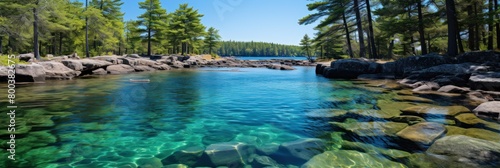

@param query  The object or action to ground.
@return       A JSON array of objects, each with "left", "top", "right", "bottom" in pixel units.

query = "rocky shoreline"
[
  {"left": 0, "top": 54, "right": 315, "bottom": 83},
  {"left": 317, "top": 51, "right": 500, "bottom": 122}
]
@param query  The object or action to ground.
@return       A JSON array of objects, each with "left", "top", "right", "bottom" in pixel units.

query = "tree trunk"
[
  {"left": 410, "top": 36, "right": 416, "bottom": 55},
  {"left": 34, "top": 0, "right": 40, "bottom": 60},
  {"left": 388, "top": 36, "right": 395, "bottom": 58},
  {"left": 417, "top": 0, "right": 428, "bottom": 54},
  {"left": 342, "top": 9, "right": 353, "bottom": 58},
  {"left": 147, "top": 28, "right": 152, "bottom": 56},
  {"left": 488, "top": 0, "right": 494, "bottom": 50},
  {"left": 366, "top": 0, "right": 377, "bottom": 59},
  {"left": 0, "top": 36, "right": 3, "bottom": 54},
  {"left": 475, "top": 4, "right": 481, "bottom": 50},
  {"left": 367, "top": 27, "right": 372, "bottom": 58},
  {"left": 428, "top": 34, "right": 432, "bottom": 52},
  {"left": 457, "top": 29, "right": 465, "bottom": 53},
  {"left": 467, "top": 5, "right": 476, "bottom": 51},
  {"left": 59, "top": 33, "right": 63, "bottom": 55},
  {"left": 85, "top": 0, "right": 90, "bottom": 57},
  {"left": 483, "top": 31, "right": 487, "bottom": 46},
  {"left": 51, "top": 33, "right": 56, "bottom": 54},
  {"left": 446, "top": 0, "right": 458, "bottom": 57},
  {"left": 495, "top": 0, "right": 500, "bottom": 49},
  {"left": 353, "top": 0, "right": 365, "bottom": 58}
]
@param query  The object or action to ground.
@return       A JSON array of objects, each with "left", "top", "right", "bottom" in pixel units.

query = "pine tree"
[
  {"left": 168, "top": 4, "right": 205, "bottom": 55},
  {"left": 204, "top": 27, "right": 221, "bottom": 56},
  {"left": 300, "top": 34, "right": 313, "bottom": 62},
  {"left": 137, "top": 0, "right": 168, "bottom": 56}
]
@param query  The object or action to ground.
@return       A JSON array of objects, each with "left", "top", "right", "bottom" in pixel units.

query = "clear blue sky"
[{"left": 116, "top": 0, "right": 317, "bottom": 46}]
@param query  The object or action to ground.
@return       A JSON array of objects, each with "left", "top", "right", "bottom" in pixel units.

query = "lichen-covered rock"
[
  {"left": 15, "top": 64, "right": 46, "bottom": 82},
  {"left": 302, "top": 150, "right": 407, "bottom": 168},
  {"left": 396, "top": 122, "right": 446, "bottom": 147},
  {"left": 427, "top": 135, "right": 500, "bottom": 167},
  {"left": 393, "top": 96, "right": 434, "bottom": 104}
]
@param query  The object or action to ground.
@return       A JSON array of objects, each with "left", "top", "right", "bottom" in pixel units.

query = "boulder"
[
  {"left": 61, "top": 60, "right": 83, "bottom": 71},
  {"left": 134, "top": 65, "right": 156, "bottom": 72},
  {"left": 93, "top": 56, "right": 124, "bottom": 64},
  {"left": 457, "top": 50, "right": 500, "bottom": 63},
  {"left": 331, "top": 121, "right": 408, "bottom": 138},
  {"left": 15, "top": 64, "right": 46, "bottom": 82},
  {"left": 273, "top": 138, "right": 325, "bottom": 165},
  {"left": 69, "top": 52, "right": 80, "bottom": 59},
  {"left": 473, "top": 101, "right": 500, "bottom": 121},
  {"left": 401, "top": 105, "right": 471, "bottom": 118},
  {"left": 267, "top": 64, "right": 295, "bottom": 70},
  {"left": 17, "top": 53, "right": 34, "bottom": 62},
  {"left": 106, "top": 64, "right": 135, "bottom": 74},
  {"left": 396, "top": 122, "right": 446, "bottom": 148},
  {"left": 325, "top": 59, "right": 379, "bottom": 79},
  {"left": 120, "top": 58, "right": 138, "bottom": 66},
  {"left": 394, "top": 54, "right": 449, "bottom": 78},
  {"left": 469, "top": 72, "right": 500, "bottom": 91},
  {"left": 302, "top": 150, "right": 406, "bottom": 168},
  {"left": 149, "top": 64, "right": 172, "bottom": 70},
  {"left": 92, "top": 68, "right": 108, "bottom": 75},
  {"left": 454, "top": 113, "right": 484, "bottom": 126},
  {"left": 136, "top": 58, "right": 159, "bottom": 66},
  {"left": 203, "top": 142, "right": 255, "bottom": 167},
  {"left": 315, "top": 64, "right": 328, "bottom": 74},
  {"left": 390, "top": 115, "right": 426, "bottom": 125},
  {"left": 168, "top": 61, "right": 186, "bottom": 69},
  {"left": 408, "top": 63, "right": 472, "bottom": 79},
  {"left": 381, "top": 62, "right": 396, "bottom": 73},
  {"left": 437, "top": 85, "right": 470, "bottom": 93},
  {"left": 427, "top": 135, "right": 500, "bottom": 166},
  {"left": 0, "top": 66, "right": 9, "bottom": 82},
  {"left": 38, "top": 62, "right": 81, "bottom": 80},
  {"left": 78, "top": 59, "right": 112, "bottom": 71},
  {"left": 393, "top": 95, "right": 434, "bottom": 104},
  {"left": 250, "top": 156, "right": 281, "bottom": 168},
  {"left": 126, "top": 54, "right": 141, "bottom": 58}
]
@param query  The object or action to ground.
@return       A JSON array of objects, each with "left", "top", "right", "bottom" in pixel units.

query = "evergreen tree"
[
  {"left": 204, "top": 27, "right": 221, "bottom": 56},
  {"left": 137, "top": 0, "right": 168, "bottom": 56},
  {"left": 168, "top": 4, "right": 205, "bottom": 55},
  {"left": 300, "top": 34, "right": 313, "bottom": 61}
]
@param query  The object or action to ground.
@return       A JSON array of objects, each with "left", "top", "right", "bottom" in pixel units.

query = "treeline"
[
  {"left": 217, "top": 41, "right": 303, "bottom": 56},
  {"left": 0, "top": 0, "right": 222, "bottom": 59},
  {"left": 300, "top": 0, "right": 500, "bottom": 59}
]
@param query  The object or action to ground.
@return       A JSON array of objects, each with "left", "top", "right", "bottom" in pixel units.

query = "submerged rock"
[
  {"left": 162, "top": 146, "right": 205, "bottom": 167},
  {"left": 427, "top": 135, "right": 500, "bottom": 167},
  {"left": 390, "top": 115, "right": 426, "bottom": 125},
  {"left": 203, "top": 142, "right": 255, "bottom": 167},
  {"left": 396, "top": 122, "right": 446, "bottom": 148},
  {"left": 445, "top": 126, "right": 500, "bottom": 142},
  {"left": 331, "top": 121, "right": 408, "bottom": 138},
  {"left": 251, "top": 156, "right": 282, "bottom": 168},
  {"left": 341, "top": 141, "right": 411, "bottom": 160},
  {"left": 273, "top": 138, "right": 326, "bottom": 165},
  {"left": 401, "top": 106, "right": 471, "bottom": 118},
  {"left": 136, "top": 157, "right": 163, "bottom": 168},
  {"left": 302, "top": 150, "right": 407, "bottom": 168},
  {"left": 393, "top": 96, "right": 434, "bottom": 104}
]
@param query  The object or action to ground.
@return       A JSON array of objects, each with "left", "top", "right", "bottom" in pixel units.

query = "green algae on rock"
[
  {"left": 401, "top": 105, "right": 471, "bottom": 118},
  {"left": 393, "top": 96, "right": 435, "bottom": 104},
  {"left": 331, "top": 120, "right": 408, "bottom": 138},
  {"left": 396, "top": 122, "right": 446, "bottom": 147},
  {"left": 302, "top": 150, "right": 408, "bottom": 168}
]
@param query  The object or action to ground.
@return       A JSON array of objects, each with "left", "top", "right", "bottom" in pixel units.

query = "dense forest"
[
  {"left": 300, "top": 0, "right": 500, "bottom": 59},
  {"left": 217, "top": 41, "right": 303, "bottom": 57},
  {"left": 0, "top": 0, "right": 224, "bottom": 59}
]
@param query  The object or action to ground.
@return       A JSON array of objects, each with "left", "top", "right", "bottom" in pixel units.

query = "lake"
[
  {"left": 234, "top": 56, "right": 312, "bottom": 61},
  {"left": 1, "top": 66, "right": 499, "bottom": 167}
]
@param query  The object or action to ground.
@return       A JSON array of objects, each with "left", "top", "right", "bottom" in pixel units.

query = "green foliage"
[
  {"left": 167, "top": 3, "right": 206, "bottom": 55},
  {"left": 300, "top": 34, "right": 313, "bottom": 61},
  {"left": 137, "top": 0, "right": 168, "bottom": 55},
  {"left": 204, "top": 27, "right": 221, "bottom": 54},
  {"left": 217, "top": 41, "right": 303, "bottom": 56},
  {"left": 0, "top": 55, "right": 27, "bottom": 66}
]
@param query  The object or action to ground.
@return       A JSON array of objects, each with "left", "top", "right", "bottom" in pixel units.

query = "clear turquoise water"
[{"left": 1, "top": 67, "right": 498, "bottom": 167}]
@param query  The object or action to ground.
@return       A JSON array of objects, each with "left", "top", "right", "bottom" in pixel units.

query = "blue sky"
[{"left": 116, "top": 0, "right": 318, "bottom": 45}]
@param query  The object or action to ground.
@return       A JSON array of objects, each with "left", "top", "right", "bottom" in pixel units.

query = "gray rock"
[
  {"left": 473, "top": 101, "right": 500, "bottom": 121},
  {"left": 17, "top": 53, "right": 34, "bottom": 62},
  {"left": 457, "top": 50, "right": 500, "bottom": 63},
  {"left": 315, "top": 64, "right": 328, "bottom": 74},
  {"left": 427, "top": 135, "right": 500, "bottom": 166},
  {"left": 93, "top": 56, "right": 124, "bottom": 64},
  {"left": 136, "top": 157, "right": 163, "bottom": 168},
  {"left": 469, "top": 72, "right": 500, "bottom": 91},
  {"left": 61, "top": 60, "right": 83, "bottom": 71},
  {"left": 273, "top": 138, "right": 326, "bottom": 165},
  {"left": 412, "top": 82, "right": 440, "bottom": 92},
  {"left": 437, "top": 85, "right": 470, "bottom": 93},
  {"left": 0, "top": 66, "right": 9, "bottom": 82},
  {"left": 410, "top": 63, "right": 473, "bottom": 79},
  {"left": 126, "top": 54, "right": 141, "bottom": 58},
  {"left": 134, "top": 65, "right": 156, "bottom": 72},
  {"left": 120, "top": 58, "right": 138, "bottom": 66},
  {"left": 79, "top": 59, "right": 113, "bottom": 71},
  {"left": 168, "top": 61, "right": 186, "bottom": 69},
  {"left": 149, "top": 64, "right": 172, "bottom": 70},
  {"left": 325, "top": 59, "right": 379, "bottom": 79},
  {"left": 15, "top": 64, "right": 46, "bottom": 82},
  {"left": 268, "top": 64, "right": 295, "bottom": 70},
  {"left": 396, "top": 122, "right": 446, "bottom": 148},
  {"left": 136, "top": 58, "right": 159, "bottom": 66},
  {"left": 38, "top": 62, "right": 81, "bottom": 80},
  {"left": 394, "top": 54, "right": 450, "bottom": 78},
  {"left": 204, "top": 142, "right": 256, "bottom": 167},
  {"left": 92, "top": 68, "right": 107, "bottom": 75},
  {"left": 106, "top": 64, "right": 135, "bottom": 74},
  {"left": 381, "top": 62, "right": 396, "bottom": 73}
]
